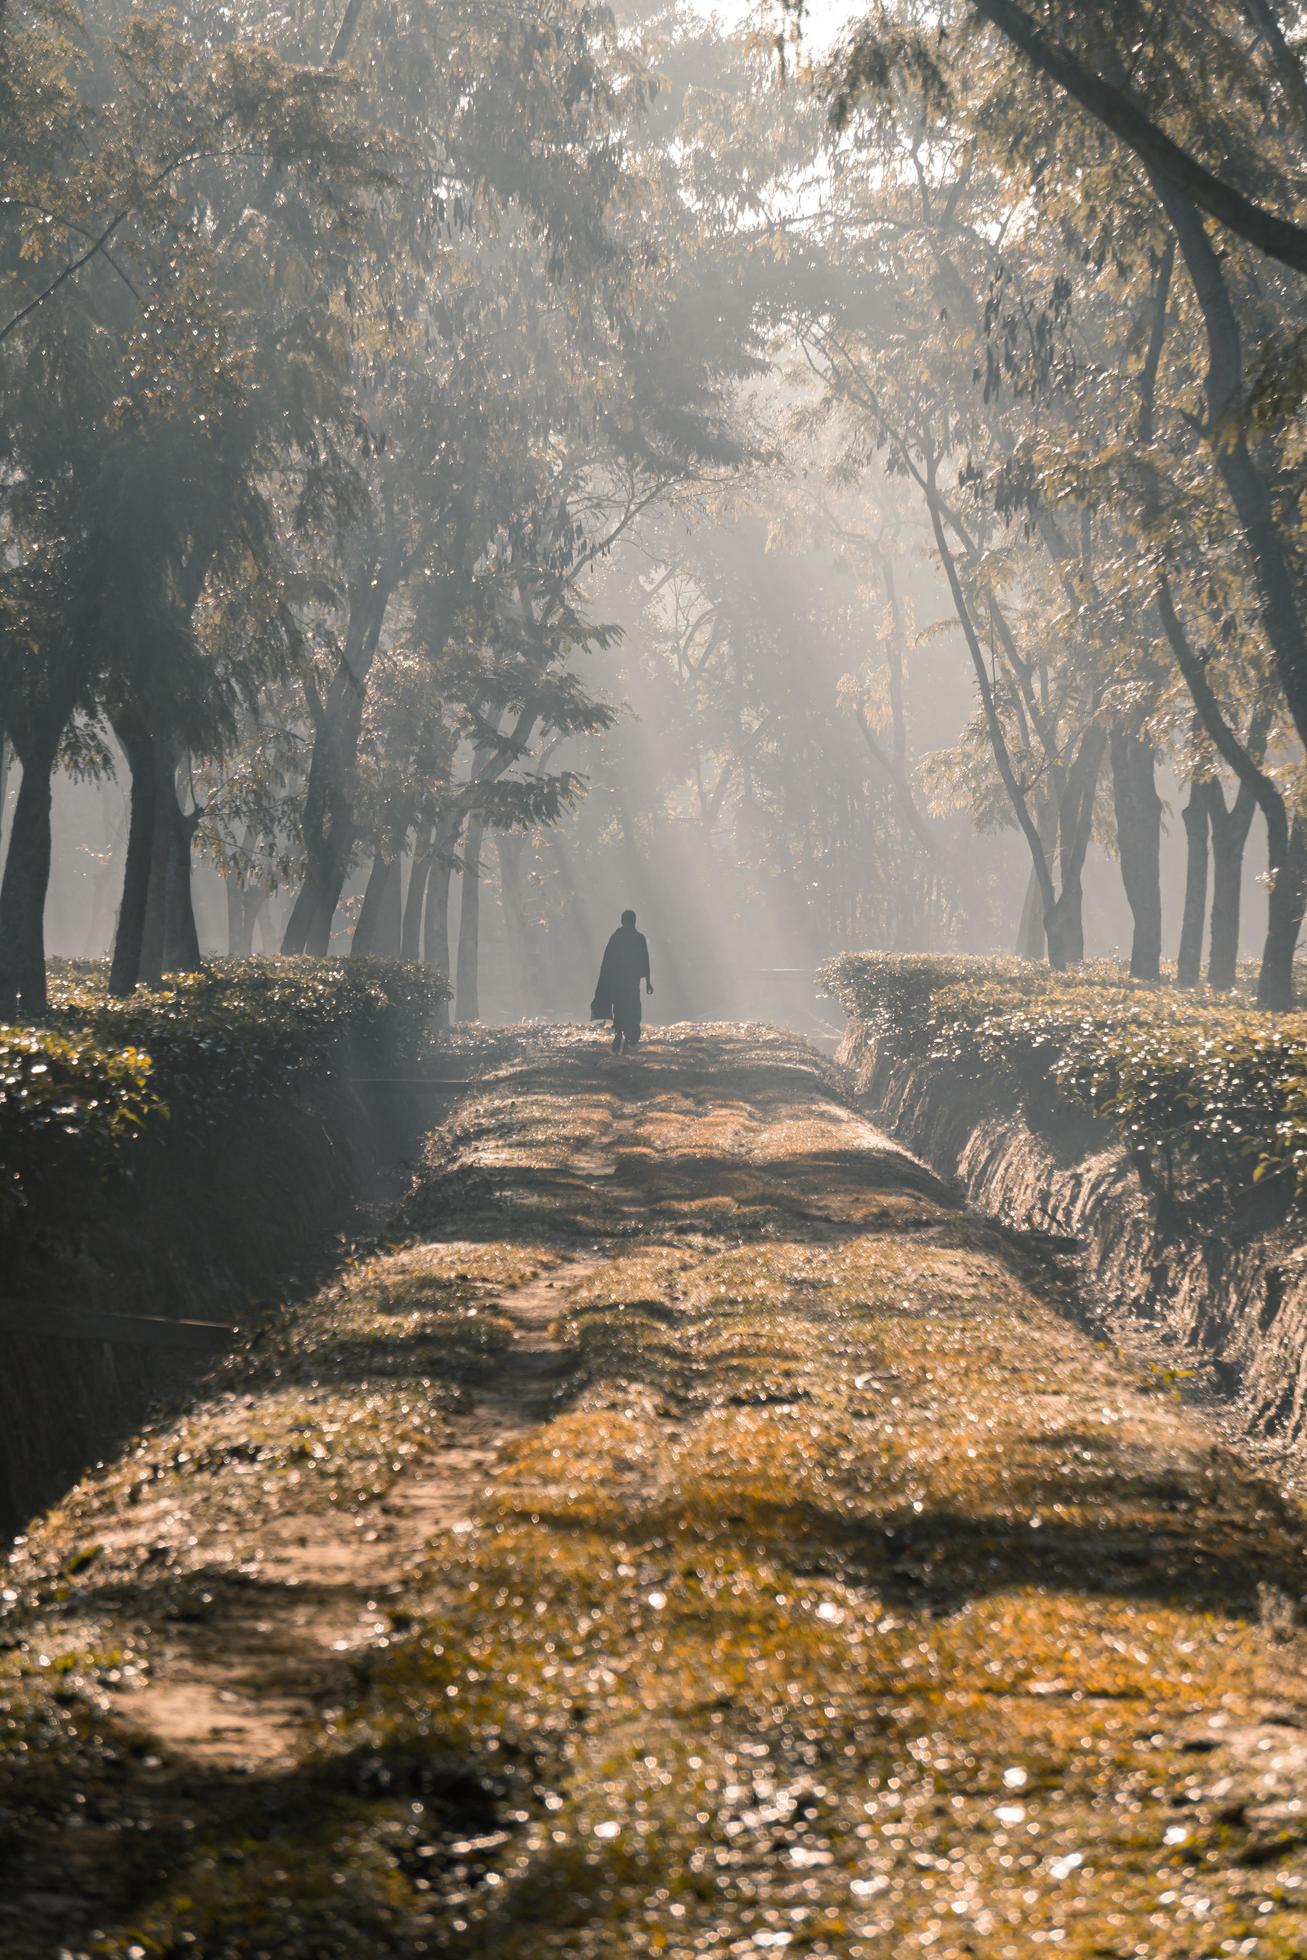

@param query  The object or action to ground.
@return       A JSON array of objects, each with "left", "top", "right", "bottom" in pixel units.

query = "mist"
[{"left": 3, "top": 0, "right": 1289, "bottom": 1020}]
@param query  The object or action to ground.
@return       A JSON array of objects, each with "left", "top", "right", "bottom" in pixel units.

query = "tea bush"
[
  {"left": 1, "top": 959, "right": 449, "bottom": 1242},
  {"left": 821, "top": 952, "right": 1307, "bottom": 1205}
]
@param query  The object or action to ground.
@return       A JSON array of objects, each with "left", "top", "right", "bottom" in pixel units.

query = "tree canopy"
[{"left": 5, "top": 0, "right": 1307, "bottom": 1010}]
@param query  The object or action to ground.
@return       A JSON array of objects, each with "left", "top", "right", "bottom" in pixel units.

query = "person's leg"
[{"left": 614, "top": 992, "right": 637, "bottom": 1054}]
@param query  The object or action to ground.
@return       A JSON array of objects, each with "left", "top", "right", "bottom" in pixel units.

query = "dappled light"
[
  {"left": 8, "top": 0, "right": 1307, "bottom": 1952},
  {"left": 4, "top": 1029, "right": 1307, "bottom": 1956}
]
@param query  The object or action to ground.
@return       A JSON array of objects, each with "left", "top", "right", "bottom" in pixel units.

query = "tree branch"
[{"left": 971, "top": 0, "right": 1307, "bottom": 275}]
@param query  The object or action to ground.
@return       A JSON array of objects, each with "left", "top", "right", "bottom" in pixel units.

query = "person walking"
[{"left": 591, "top": 908, "right": 653, "bottom": 1054}]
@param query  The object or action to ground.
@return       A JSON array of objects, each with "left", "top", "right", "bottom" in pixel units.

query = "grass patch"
[{"left": 3, "top": 1027, "right": 1307, "bottom": 1957}]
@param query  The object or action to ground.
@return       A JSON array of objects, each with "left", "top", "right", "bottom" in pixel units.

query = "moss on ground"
[{"left": 3, "top": 1026, "right": 1307, "bottom": 1957}]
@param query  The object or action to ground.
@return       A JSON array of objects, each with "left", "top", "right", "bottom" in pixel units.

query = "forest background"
[{"left": 5, "top": 0, "right": 1307, "bottom": 1030}]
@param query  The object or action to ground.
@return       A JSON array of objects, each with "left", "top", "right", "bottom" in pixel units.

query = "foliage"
[
  {"left": 0, "top": 957, "right": 447, "bottom": 1245},
  {"left": 822, "top": 951, "right": 1307, "bottom": 1205},
  {"left": 807, "top": 0, "right": 1307, "bottom": 995},
  {"left": 0, "top": 1024, "right": 158, "bottom": 1236},
  {"left": 48, "top": 957, "right": 447, "bottom": 1105}
]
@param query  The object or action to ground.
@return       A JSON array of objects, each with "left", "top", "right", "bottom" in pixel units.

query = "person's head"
[{"left": 620, "top": 909, "right": 637, "bottom": 928}]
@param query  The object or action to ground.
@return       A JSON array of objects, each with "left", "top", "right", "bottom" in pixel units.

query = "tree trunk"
[
  {"left": 351, "top": 850, "right": 396, "bottom": 958},
  {"left": 1015, "top": 865, "right": 1043, "bottom": 961},
  {"left": 1015, "top": 796, "right": 1057, "bottom": 959},
  {"left": 0, "top": 730, "right": 60, "bottom": 1016},
  {"left": 282, "top": 767, "right": 357, "bottom": 956},
  {"left": 1206, "top": 781, "right": 1257, "bottom": 990},
  {"left": 137, "top": 742, "right": 193, "bottom": 987},
  {"left": 138, "top": 791, "right": 169, "bottom": 989},
  {"left": 401, "top": 825, "right": 434, "bottom": 961},
  {"left": 224, "top": 828, "right": 264, "bottom": 958},
  {"left": 282, "top": 570, "right": 392, "bottom": 956},
  {"left": 354, "top": 795, "right": 411, "bottom": 959},
  {"left": 1157, "top": 182, "right": 1307, "bottom": 762},
  {"left": 162, "top": 831, "right": 201, "bottom": 972},
  {"left": 455, "top": 814, "right": 485, "bottom": 1023},
  {"left": 225, "top": 874, "right": 243, "bottom": 959},
  {"left": 1156, "top": 578, "right": 1297, "bottom": 1005},
  {"left": 1256, "top": 818, "right": 1307, "bottom": 1010},
  {"left": 926, "top": 476, "right": 1062, "bottom": 948},
  {"left": 425, "top": 854, "right": 454, "bottom": 1031},
  {"left": 160, "top": 758, "right": 202, "bottom": 975},
  {"left": 1044, "top": 724, "right": 1106, "bottom": 969},
  {"left": 1178, "top": 783, "right": 1212, "bottom": 987},
  {"left": 1109, "top": 727, "right": 1164, "bottom": 980},
  {"left": 1044, "top": 883, "right": 1083, "bottom": 970},
  {"left": 226, "top": 880, "right": 265, "bottom": 959},
  {"left": 109, "top": 718, "right": 158, "bottom": 996}
]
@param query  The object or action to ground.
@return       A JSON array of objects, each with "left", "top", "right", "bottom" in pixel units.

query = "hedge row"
[
  {"left": 820, "top": 953, "right": 1307, "bottom": 1207},
  {"left": 1, "top": 959, "right": 450, "bottom": 1246}
]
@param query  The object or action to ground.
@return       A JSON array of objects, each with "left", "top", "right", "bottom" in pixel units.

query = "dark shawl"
[{"left": 590, "top": 925, "right": 650, "bottom": 1020}]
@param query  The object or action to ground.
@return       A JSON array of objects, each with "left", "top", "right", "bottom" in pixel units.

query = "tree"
[{"left": 0, "top": 0, "right": 381, "bottom": 1009}]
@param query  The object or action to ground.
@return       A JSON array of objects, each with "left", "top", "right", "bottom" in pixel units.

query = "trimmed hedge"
[
  {"left": 2, "top": 959, "right": 449, "bottom": 1249},
  {"left": 820, "top": 953, "right": 1307, "bottom": 1208}
]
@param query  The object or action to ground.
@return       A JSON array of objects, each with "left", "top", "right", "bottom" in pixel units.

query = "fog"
[{"left": 0, "top": 0, "right": 1297, "bottom": 1021}]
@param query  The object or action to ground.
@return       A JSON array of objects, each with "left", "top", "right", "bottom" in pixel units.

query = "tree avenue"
[
  {"left": 3, "top": 0, "right": 1307, "bottom": 1003},
  {"left": 13, "top": 7, "right": 1307, "bottom": 1954}
]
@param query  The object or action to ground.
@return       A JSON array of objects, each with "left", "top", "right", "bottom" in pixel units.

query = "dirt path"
[
  {"left": 117, "top": 1252, "right": 606, "bottom": 1772},
  {"left": 5, "top": 1026, "right": 1307, "bottom": 1960}
]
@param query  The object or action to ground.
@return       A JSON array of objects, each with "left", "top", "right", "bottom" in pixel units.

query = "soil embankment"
[
  {"left": 838, "top": 1018, "right": 1307, "bottom": 1443},
  {"left": 5, "top": 1026, "right": 1307, "bottom": 1958},
  {"left": 0, "top": 1049, "right": 475, "bottom": 1541}
]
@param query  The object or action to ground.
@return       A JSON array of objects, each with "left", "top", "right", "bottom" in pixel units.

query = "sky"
[{"left": 719, "top": 0, "right": 864, "bottom": 56}]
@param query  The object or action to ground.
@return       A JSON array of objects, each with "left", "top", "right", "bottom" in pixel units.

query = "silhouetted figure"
[{"left": 591, "top": 908, "right": 652, "bottom": 1053}]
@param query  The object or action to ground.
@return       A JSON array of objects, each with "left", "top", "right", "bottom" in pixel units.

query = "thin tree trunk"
[
  {"left": 401, "top": 824, "right": 434, "bottom": 961},
  {"left": 1015, "top": 865, "right": 1043, "bottom": 961},
  {"left": 1109, "top": 727, "right": 1164, "bottom": 979},
  {"left": 138, "top": 793, "right": 169, "bottom": 989},
  {"left": 1157, "top": 579, "right": 1300, "bottom": 1007},
  {"left": 1045, "top": 885, "right": 1083, "bottom": 969},
  {"left": 1048, "top": 725, "right": 1106, "bottom": 968},
  {"left": 1178, "top": 783, "right": 1212, "bottom": 988},
  {"left": 1207, "top": 781, "right": 1257, "bottom": 990},
  {"left": 455, "top": 814, "right": 486, "bottom": 1023},
  {"left": 109, "top": 718, "right": 157, "bottom": 996},
  {"left": 226, "top": 882, "right": 264, "bottom": 959},
  {"left": 138, "top": 743, "right": 191, "bottom": 987},
  {"left": 425, "top": 854, "right": 454, "bottom": 1030},
  {"left": 1156, "top": 181, "right": 1307, "bottom": 761},
  {"left": 354, "top": 794, "right": 411, "bottom": 959},
  {"left": 283, "top": 567, "right": 392, "bottom": 956},
  {"left": 376, "top": 848, "right": 403, "bottom": 957},
  {"left": 282, "top": 770, "right": 357, "bottom": 956},
  {"left": 1258, "top": 820, "right": 1307, "bottom": 1010},
  {"left": 924, "top": 465, "right": 1061, "bottom": 948},
  {"left": 225, "top": 875, "right": 243, "bottom": 959},
  {"left": 225, "top": 828, "right": 264, "bottom": 958},
  {"left": 160, "top": 757, "right": 202, "bottom": 974},
  {"left": 351, "top": 850, "right": 395, "bottom": 958},
  {"left": 1015, "top": 796, "right": 1057, "bottom": 959},
  {"left": 0, "top": 731, "right": 60, "bottom": 1016},
  {"left": 162, "top": 822, "right": 202, "bottom": 972}
]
